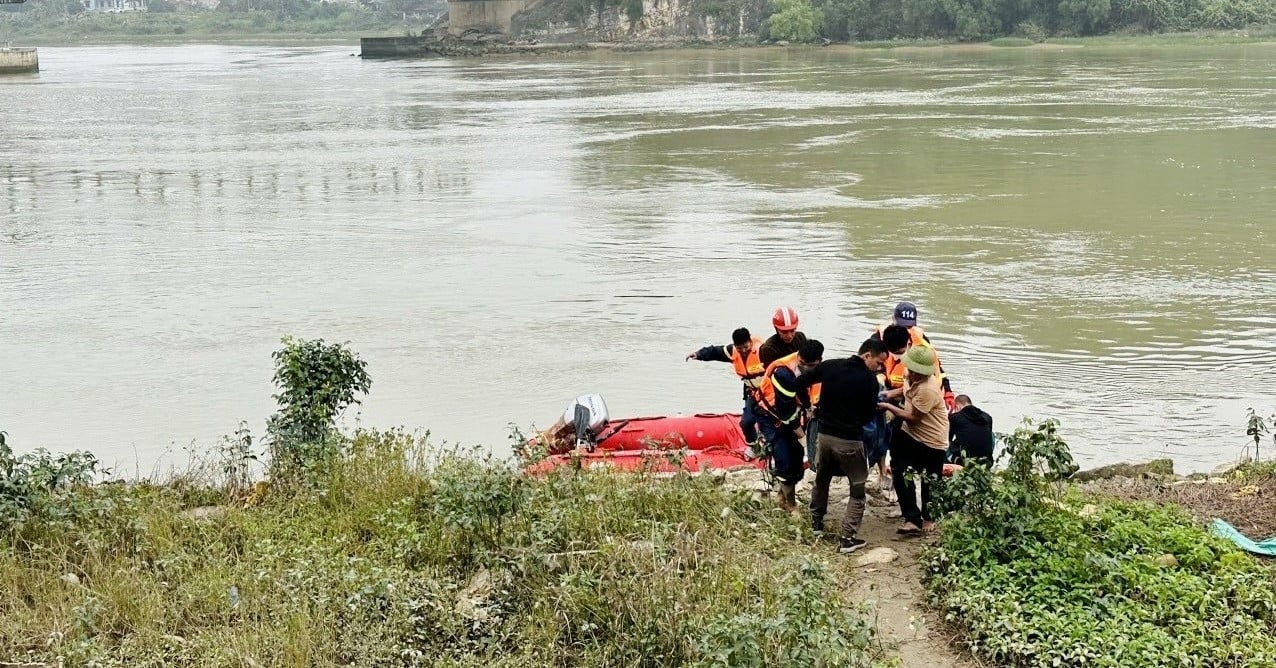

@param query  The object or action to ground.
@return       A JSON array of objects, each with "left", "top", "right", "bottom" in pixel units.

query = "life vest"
[
  {"left": 756, "top": 353, "right": 819, "bottom": 424},
  {"left": 882, "top": 341, "right": 942, "bottom": 391},
  {"left": 727, "top": 337, "right": 766, "bottom": 387}
]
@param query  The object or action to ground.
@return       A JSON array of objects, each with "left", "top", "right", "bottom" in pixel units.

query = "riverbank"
[
  {"left": 7, "top": 18, "right": 1276, "bottom": 50},
  {"left": 3, "top": 417, "right": 1273, "bottom": 666},
  {"left": 357, "top": 26, "right": 1276, "bottom": 59}
]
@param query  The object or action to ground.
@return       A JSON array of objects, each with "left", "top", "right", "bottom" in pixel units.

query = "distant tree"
[{"left": 767, "top": 0, "right": 818, "bottom": 40}]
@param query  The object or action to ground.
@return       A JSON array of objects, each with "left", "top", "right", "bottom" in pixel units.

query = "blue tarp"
[{"left": 1210, "top": 518, "right": 1276, "bottom": 557}]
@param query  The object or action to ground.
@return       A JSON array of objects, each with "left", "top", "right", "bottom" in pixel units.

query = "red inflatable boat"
[{"left": 523, "top": 395, "right": 764, "bottom": 475}]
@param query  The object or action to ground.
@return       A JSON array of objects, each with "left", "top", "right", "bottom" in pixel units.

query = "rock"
[
  {"left": 852, "top": 547, "right": 899, "bottom": 567},
  {"left": 60, "top": 573, "right": 80, "bottom": 586},
  {"left": 1154, "top": 554, "right": 1179, "bottom": 568},
  {"left": 1072, "top": 458, "right": 1175, "bottom": 482},
  {"left": 182, "top": 506, "right": 228, "bottom": 521},
  {"left": 628, "top": 540, "right": 656, "bottom": 556},
  {"left": 455, "top": 569, "right": 496, "bottom": 623},
  {"left": 1079, "top": 503, "right": 1100, "bottom": 518},
  {"left": 725, "top": 468, "right": 764, "bottom": 490},
  {"left": 776, "top": 40, "right": 790, "bottom": 46},
  {"left": 1212, "top": 459, "right": 1249, "bottom": 478}
]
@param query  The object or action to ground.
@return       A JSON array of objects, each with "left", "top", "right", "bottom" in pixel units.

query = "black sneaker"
[
  {"left": 811, "top": 520, "right": 825, "bottom": 535},
  {"left": 838, "top": 536, "right": 867, "bottom": 554}
]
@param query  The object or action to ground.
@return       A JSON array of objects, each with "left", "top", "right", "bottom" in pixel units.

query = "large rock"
[
  {"left": 852, "top": 547, "right": 899, "bottom": 567},
  {"left": 1072, "top": 458, "right": 1175, "bottom": 482}
]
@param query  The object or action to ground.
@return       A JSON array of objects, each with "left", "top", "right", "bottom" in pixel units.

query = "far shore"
[{"left": 6, "top": 26, "right": 1276, "bottom": 51}]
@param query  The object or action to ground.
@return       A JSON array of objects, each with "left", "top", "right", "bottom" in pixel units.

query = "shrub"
[
  {"left": 928, "top": 418, "right": 1276, "bottom": 667},
  {"left": 266, "top": 335, "right": 370, "bottom": 486}
]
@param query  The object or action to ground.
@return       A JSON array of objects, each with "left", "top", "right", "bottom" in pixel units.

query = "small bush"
[{"left": 266, "top": 335, "right": 370, "bottom": 487}]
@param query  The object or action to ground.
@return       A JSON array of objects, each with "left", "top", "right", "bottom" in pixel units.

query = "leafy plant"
[
  {"left": 266, "top": 335, "right": 371, "bottom": 486},
  {"left": 1, "top": 432, "right": 103, "bottom": 536},
  {"left": 218, "top": 420, "right": 257, "bottom": 498},
  {"left": 1245, "top": 406, "right": 1272, "bottom": 461},
  {"left": 927, "top": 418, "right": 1276, "bottom": 667}
]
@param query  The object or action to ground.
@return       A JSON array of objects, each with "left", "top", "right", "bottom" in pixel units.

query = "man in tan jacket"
[{"left": 878, "top": 346, "right": 950, "bottom": 536}]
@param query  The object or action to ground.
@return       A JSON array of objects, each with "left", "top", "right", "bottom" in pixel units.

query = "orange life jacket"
[
  {"left": 882, "top": 340, "right": 942, "bottom": 391},
  {"left": 727, "top": 337, "right": 766, "bottom": 386},
  {"left": 756, "top": 353, "right": 820, "bottom": 424}
]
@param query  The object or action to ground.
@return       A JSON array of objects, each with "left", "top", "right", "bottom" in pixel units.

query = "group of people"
[{"left": 687, "top": 303, "right": 995, "bottom": 555}]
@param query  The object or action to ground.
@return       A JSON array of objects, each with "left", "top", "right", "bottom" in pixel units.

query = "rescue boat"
[{"left": 523, "top": 395, "right": 765, "bottom": 475}]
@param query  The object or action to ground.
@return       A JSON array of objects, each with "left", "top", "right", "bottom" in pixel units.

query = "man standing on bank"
[
  {"left": 792, "top": 338, "right": 890, "bottom": 554},
  {"left": 879, "top": 346, "right": 950, "bottom": 536}
]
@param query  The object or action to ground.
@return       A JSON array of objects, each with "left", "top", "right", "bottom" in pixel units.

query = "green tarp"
[{"left": 1211, "top": 519, "right": 1276, "bottom": 557}]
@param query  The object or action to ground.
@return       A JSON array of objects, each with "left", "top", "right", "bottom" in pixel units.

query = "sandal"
[{"left": 896, "top": 524, "right": 923, "bottom": 536}]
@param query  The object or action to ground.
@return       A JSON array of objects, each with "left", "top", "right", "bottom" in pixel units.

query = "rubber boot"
[{"left": 778, "top": 483, "right": 797, "bottom": 512}]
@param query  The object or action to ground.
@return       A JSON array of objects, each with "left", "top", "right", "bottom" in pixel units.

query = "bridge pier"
[
  {"left": 0, "top": 47, "right": 39, "bottom": 74},
  {"left": 446, "top": 0, "right": 536, "bottom": 35}
]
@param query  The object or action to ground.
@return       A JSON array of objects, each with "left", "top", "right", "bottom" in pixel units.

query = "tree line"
[{"left": 763, "top": 0, "right": 1276, "bottom": 41}]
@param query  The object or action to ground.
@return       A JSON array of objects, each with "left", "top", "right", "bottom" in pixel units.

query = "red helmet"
[{"left": 772, "top": 306, "right": 799, "bottom": 332}]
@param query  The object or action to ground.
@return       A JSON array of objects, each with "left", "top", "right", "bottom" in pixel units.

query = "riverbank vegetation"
[
  {"left": 4, "top": 0, "right": 1275, "bottom": 44},
  {"left": 790, "top": 0, "right": 1276, "bottom": 42},
  {"left": 927, "top": 419, "right": 1276, "bottom": 667},
  {"left": 0, "top": 0, "right": 439, "bottom": 40},
  {"left": 3, "top": 337, "right": 1273, "bottom": 666},
  {"left": 0, "top": 338, "right": 880, "bottom": 667}
]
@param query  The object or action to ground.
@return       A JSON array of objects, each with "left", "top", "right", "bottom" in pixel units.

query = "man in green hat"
[{"left": 878, "top": 345, "right": 950, "bottom": 535}]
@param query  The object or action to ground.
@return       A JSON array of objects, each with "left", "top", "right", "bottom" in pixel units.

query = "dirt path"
[{"left": 798, "top": 469, "right": 979, "bottom": 667}]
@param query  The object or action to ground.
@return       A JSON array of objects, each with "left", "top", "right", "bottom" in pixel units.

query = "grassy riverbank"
[
  {"left": 0, "top": 431, "right": 881, "bottom": 667},
  {"left": 4, "top": 338, "right": 1273, "bottom": 666},
  {"left": 4, "top": 425, "right": 1274, "bottom": 667},
  {"left": 926, "top": 420, "right": 1276, "bottom": 667}
]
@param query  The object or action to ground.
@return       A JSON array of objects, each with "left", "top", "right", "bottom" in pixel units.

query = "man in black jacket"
[
  {"left": 793, "top": 338, "right": 889, "bottom": 554},
  {"left": 948, "top": 395, "right": 995, "bottom": 466}
]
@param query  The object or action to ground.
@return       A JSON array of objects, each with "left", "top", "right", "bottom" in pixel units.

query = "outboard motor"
[{"left": 562, "top": 394, "right": 609, "bottom": 453}]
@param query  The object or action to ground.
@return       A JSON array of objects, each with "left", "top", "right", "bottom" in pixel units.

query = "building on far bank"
[{"left": 82, "top": 0, "right": 148, "bottom": 12}]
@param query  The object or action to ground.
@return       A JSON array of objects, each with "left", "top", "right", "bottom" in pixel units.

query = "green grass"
[
  {"left": 925, "top": 424, "right": 1276, "bottom": 668},
  {"left": 930, "top": 497, "right": 1276, "bottom": 666},
  {"left": 0, "top": 430, "right": 880, "bottom": 667}
]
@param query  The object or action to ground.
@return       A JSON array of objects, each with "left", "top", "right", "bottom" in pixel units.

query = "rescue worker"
[
  {"left": 880, "top": 324, "right": 955, "bottom": 411},
  {"left": 758, "top": 306, "right": 808, "bottom": 367},
  {"left": 793, "top": 338, "right": 888, "bottom": 554},
  {"left": 875, "top": 301, "right": 926, "bottom": 343},
  {"left": 758, "top": 306, "right": 815, "bottom": 466},
  {"left": 687, "top": 327, "right": 765, "bottom": 445},
  {"left": 755, "top": 340, "right": 824, "bottom": 511},
  {"left": 874, "top": 303, "right": 955, "bottom": 410}
]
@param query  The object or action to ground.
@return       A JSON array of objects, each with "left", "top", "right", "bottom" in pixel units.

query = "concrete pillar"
[{"left": 0, "top": 48, "right": 39, "bottom": 74}]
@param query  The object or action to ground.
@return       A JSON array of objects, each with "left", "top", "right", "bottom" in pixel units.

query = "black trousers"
[{"left": 890, "top": 427, "right": 946, "bottom": 526}]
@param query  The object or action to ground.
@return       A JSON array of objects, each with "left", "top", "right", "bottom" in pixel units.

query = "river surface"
[{"left": 3, "top": 43, "right": 1274, "bottom": 474}]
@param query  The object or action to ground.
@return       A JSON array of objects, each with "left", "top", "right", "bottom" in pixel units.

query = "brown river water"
[{"left": 2, "top": 43, "right": 1274, "bottom": 474}]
